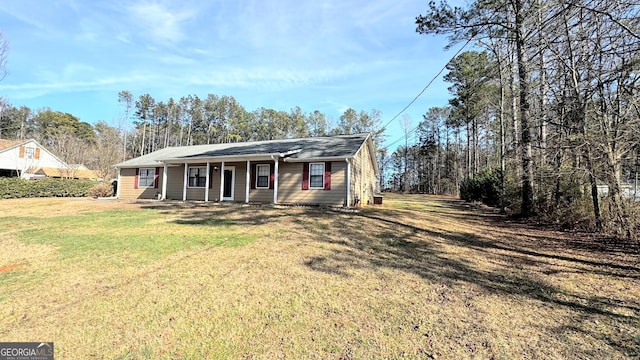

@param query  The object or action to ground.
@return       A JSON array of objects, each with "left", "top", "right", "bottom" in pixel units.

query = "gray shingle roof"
[{"left": 115, "top": 133, "right": 371, "bottom": 168}]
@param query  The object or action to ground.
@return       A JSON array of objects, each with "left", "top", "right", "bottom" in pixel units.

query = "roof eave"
[
  {"left": 162, "top": 152, "right": 284, "bottom": 164},
  {"left": 284, "top": 156, "right": 352, "bottom": 163}
]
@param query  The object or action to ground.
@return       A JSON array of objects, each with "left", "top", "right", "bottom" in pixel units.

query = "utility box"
[{"left": 373, "top": 195, "right": 383, "bottom": 205}]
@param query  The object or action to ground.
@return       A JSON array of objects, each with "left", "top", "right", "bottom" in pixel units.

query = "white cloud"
[
  {"left": 158, "top": 54, "right": 196, "bottom": 65},
  {"left": 0, "top": 73, "right": 149, "bottom": 100},
  {"left": 115, "top": 32, "right": 132, "bottom": 44},
  {"left": 127, "top": 1, "right": 194, "bottom": 45}
]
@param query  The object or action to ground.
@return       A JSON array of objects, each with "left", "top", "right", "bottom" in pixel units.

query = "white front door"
[{"left": 222, "top": 166, "right": 235, "bottom": 201}]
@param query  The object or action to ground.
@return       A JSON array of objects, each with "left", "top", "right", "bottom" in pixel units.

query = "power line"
[{"left": 378, "top": 37, "right": 474, "bottom": 148}]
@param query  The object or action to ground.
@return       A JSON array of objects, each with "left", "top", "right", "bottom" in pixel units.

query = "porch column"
[
  {"left": 161, "top": 164, "right": 168, "bottom": 200},
  {"left": 273, "top": 158, "right": 279, "bottom": 204},
  {"left": 345, "top": 159, "right": 351, "bottom": 208},
  {"left": 219, "top": 161, "right": 225, "bottom": 201},
  {"left": 245, "top": 160, "right": 250, "bottom": 203},
  {"left": 182, "top": 163, "right": 188, "bottom": 201},
  {"left": 204, "top": 162, "right": 210, "bottom": 202}
]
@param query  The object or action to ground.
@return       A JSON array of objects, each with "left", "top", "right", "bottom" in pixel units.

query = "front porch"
[{"left": 161, "top": 160, "right": 278, "bottom": 203}]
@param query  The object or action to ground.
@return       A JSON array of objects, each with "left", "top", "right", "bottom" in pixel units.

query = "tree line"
[
  {"left": 0, "top": 94, "right": 383, "bottom": 181},
  {"left": 382, "top": 0, "right": 639, "bottom": 238},
  {"left": 117, "top": 91, "right": 383, "bottom": 157}
]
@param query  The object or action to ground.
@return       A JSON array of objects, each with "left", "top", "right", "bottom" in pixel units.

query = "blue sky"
[{"left": 0, "top": 0, "right": 456, "bottom": 150}]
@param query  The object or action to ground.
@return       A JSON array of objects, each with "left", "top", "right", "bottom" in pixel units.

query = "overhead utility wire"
[
  {"left": 378, "top": 36, "right": 475, "bottom": 149},
  {"left": 378, "top": 3, "right": 503, "bottom": 153}
]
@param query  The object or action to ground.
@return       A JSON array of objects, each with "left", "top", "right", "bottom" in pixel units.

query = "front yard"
[{"left": 0, "top": 195, "right": 638, "bottom": 359}]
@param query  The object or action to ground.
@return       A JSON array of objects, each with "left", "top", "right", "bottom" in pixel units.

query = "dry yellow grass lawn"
[{"left": 0, "top": 195, "right": 638, "bottom": 359}]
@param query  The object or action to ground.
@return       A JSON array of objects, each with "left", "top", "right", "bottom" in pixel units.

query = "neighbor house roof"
[
  {"left": 0, "top": 139, "right": 27, "bottom": 151},
  {"left": 115, "top": 133, "right": 374, "bottom": 169},
  {"left": 28, "top": 167, "right": 101, "bottom": 180}
]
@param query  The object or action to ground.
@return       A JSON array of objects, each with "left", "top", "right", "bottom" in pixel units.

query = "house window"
[
  {"left": 188, "top": 166, "right": 207, "bottom": 188},
  {"left": 256, "top": 164, "right": 270, "bottom": 189},
  {"left": 309, "top": 163, "right": 325, "bottom": 189},
  {"left": 138, "top": 168, "right": 156, "bottom": 188},
  {"left": 25, "top": 147, "right": 35, "bottom": 159}
]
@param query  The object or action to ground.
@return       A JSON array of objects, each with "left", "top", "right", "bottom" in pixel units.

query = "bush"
[
  {"left": 88, "top": 182, "right": 115, "bottom": 198},
  {"left": 0, "top": 178, "right": 95, "bottom": 199},
  {"left": 459, "top": 168, "right": 503, "bottom": 207}
]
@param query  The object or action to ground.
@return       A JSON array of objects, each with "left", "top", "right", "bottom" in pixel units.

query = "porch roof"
[{"left": 115, "top": 133, "right": 370, "bottom": 168}]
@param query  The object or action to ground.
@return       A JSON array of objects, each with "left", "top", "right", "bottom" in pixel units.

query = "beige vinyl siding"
[
  {"left": 118, "top": 167, "right": 163, "bottom": 200},
  {"left": 165, "top": 166, "right": 185, "bottom": 200},
  {"left": 247, "top": 161, "right": 273, "bottom": 203},
  {"left": 278, "top": 161, "right": 346, "bottom": 206},
  {"left": 350, "top": 139, "right": 377, "bottom": 206},
  {"left": 209, "top": 164, "right": 222, "bottom": 201}
]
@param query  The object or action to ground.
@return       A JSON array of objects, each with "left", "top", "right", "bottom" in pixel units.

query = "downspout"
[{"left": 346, "top": 159, "right": 351, "bottom": 208}]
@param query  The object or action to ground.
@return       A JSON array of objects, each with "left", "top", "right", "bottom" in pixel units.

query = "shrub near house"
[{"left": 0, "top": 178, "right": 95, "bottom": 199}]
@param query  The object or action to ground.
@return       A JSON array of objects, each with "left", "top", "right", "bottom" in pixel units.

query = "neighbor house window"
[
  {"left": 309, "top": 163, "right": 325, "bottom": 189},
  {"left": 188, "top": 166, "right": 207, "bottom": 188},
  {"left": 256, "top": 164, "right": 270, "bottom": 189},
  {"left": 138, "top": 168, "right": 156, "bottom": 188},
  {"left": 25, "top": 147, "right": 35, "bottom": 159}
]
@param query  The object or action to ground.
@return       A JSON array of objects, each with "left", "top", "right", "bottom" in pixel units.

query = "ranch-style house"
[{"left": 114, "top": 133, "right": 378, "bottom": 207}]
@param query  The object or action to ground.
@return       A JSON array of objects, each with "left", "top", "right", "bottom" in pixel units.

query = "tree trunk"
[
  {"left": 515, "top": 0, "right": 534, "bottom": 216},
  {"left": 510, "top": 44, "right": 519, "bottom": 170},
  {"left": 473, "top": 117, "right": 479, "bottom": 176},
  {"left": 538, "top": 0, "right": 548, "bottom": 166},
  {"left": 466, "top": 121, "right": 472, "bottom": 178},
  {"left": 499, "top": 74, "right": 506, "bottom": 212},
  {"left": 140, "top": 122, "right": 146, "bottom": 156},
  {"left": 584, "top": 148, "right": 603, "bottom": 232}
]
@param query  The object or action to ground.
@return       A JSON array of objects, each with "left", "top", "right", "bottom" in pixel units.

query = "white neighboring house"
[
  {"left": 0, "top": 139, "right": 71, "bottom": 179},
  {"left": 597, "top": 182, "right": 640, "bottom": 201}
]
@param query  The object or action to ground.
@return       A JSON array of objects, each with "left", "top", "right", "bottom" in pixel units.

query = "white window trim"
[
  {"left": 255, "top": 164, "right": 270, "bottom": 189},
  {"left": 309, "top": 162, "right": 325, "bottom": 189},
  {"left": 188, "top": 166, "right": 207, "bottom": 188},
  {"left": 139, "top": 168, "right": 156, "bottom": 188}
]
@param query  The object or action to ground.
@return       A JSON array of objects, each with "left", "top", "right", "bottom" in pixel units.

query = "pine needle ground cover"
[{"left": 0, "top": 195, "right": 638, "bottom": 359}]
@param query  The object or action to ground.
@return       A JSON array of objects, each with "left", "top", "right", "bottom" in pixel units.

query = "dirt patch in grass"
[
  {"left": 0, "top": 196, "right": 638, "bottom": 359},
  {"left": 0, "top": 264, "right": 21, "bottom": 273}
]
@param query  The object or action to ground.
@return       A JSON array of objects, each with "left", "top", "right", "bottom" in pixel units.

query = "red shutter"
[
  {"left": 250, "top": 163, "right": 256, "bottom": 189},
  {"left": 35, "top": 148, "right": 41, "bottom": 159},
  {"left": 302, "top": 162, "right": 309, "bottom": 190},
  {"left": 154, "top": 167, "right": 160, "bottom": 188},
  {"left": 269, "top": 163, "right": 274, "bottom": 189},
  {"left": 324, "top": 162, "right": 331, "bottom": 190},
  {"left": 19, "top": 146, "right": 25, "bottom": 158},
  {"left": 134, "top": 168, "right": 139, "bottom": 189}
]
